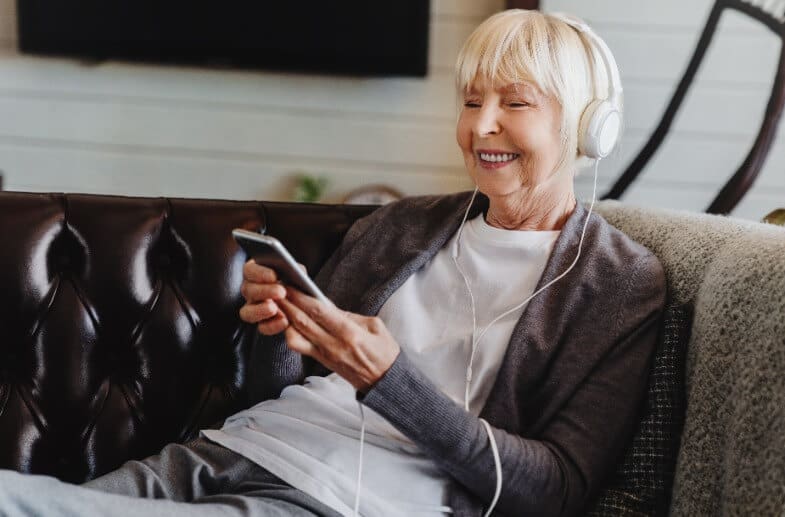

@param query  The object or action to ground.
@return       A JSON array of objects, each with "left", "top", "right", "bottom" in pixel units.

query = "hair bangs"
[{"left": 456, "top": 12, "right": 558, "bottom": 98}]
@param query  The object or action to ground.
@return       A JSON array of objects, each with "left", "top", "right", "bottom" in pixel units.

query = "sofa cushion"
[{"left": 595, "top": 201, "right": 785, "bottom": 516}]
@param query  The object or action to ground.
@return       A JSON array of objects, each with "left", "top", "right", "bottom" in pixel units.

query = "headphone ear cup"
[{"left": 579, "top": 100, "right": 621, "bottom": 159}]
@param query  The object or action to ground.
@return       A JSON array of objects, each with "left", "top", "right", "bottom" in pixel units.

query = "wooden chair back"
[{"left": 603, "top": 0, "right": 785, "bottom": 214}]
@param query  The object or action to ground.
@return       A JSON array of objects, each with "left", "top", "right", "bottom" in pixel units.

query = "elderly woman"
[
  {"left": 220, "top": 8, "right": 664, "bottom": 517},
  {"left": 0, "top": 9, "right": 664, "bottom": 517}
]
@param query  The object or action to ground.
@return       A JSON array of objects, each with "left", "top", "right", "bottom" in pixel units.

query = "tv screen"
[{"left": 16, "top": 1, "right": 431, "bottom": 77}]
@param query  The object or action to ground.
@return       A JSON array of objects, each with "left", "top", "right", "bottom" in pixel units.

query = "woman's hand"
[
  {"left": 278, "top": 287, "right": 401, "bottom": 393},
  {"left": 238, "top": 259, "right": 290, "bottom": 335}
]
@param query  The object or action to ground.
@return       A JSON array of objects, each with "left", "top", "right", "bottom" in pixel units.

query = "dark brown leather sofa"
[
  {"left": 0, "top": 191, "right": 374, "bottom": 483},
  {"left": 1, "top": 190, "right": 782, "bottom": 516}
]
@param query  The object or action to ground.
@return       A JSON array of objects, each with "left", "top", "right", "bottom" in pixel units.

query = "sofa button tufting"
[
  {"left": 158, "top": 255, "right": 171, "bottom": 268},
  {"left": 57, "top": 254, "right": 71, "bottom": 269},
  {"left": 4, "top": 351, "right": 21, "bottom": 371}
]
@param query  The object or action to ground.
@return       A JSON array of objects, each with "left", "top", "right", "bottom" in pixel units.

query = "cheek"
[
  {"left": 456, "top": 115, "right": 473, "bottom": 154},
  {"left": 542, "top": 127, "right": 564, "bottom": 164},
  {"left": 520, "top": 127, "right": 559, "bottom": 159}
]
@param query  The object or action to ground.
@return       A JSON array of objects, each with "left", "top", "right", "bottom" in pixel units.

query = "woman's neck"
[{"left": 485, "top": 187, "right": 577, "bottom": 231}]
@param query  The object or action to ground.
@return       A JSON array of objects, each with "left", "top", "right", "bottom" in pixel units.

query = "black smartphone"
[{"left": 232, "top": 229, "right": 330, "bottom": 305}]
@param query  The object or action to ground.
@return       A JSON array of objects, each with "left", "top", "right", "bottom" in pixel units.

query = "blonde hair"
[{"left": 455, "top": 9, "right": 621, "bottom": 174}]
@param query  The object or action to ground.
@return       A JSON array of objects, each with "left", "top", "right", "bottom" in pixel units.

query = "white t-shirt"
[{"left": 203, "top": 214, "right": 559, "bottom": 516}]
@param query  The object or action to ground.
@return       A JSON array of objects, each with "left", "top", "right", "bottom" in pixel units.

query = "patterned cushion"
[{"left": 587, "top": 304, "right": 691, "bottom": 516}]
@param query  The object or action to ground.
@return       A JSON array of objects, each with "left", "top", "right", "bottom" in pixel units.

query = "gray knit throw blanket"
[{"left": 596, "top": 201, "right": 785, "bottom": 516}]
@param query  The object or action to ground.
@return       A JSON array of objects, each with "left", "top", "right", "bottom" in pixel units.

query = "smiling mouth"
[{"left": 477, "top": 152, "right": 519, "bottom": 167}]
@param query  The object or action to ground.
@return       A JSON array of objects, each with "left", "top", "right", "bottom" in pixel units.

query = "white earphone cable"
[
  {"left": 480, "top": 418, "right": 503, "bottom": 517},
  {"left": 353, "top": 401, "right": 367, "bottom": 517}
]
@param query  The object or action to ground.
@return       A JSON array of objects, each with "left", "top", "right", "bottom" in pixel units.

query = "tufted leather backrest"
[{"left": 0, "top": 192, "right": 375, "bottom": 482}]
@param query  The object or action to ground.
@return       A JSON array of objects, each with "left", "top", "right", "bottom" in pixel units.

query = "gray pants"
[{"left": 0, "top": 437, "right": 342, "bottom": 517}]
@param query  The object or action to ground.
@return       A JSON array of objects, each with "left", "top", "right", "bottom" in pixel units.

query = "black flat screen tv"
[{"left": 16, "top": 1, "right": 430, "bottom": 77}]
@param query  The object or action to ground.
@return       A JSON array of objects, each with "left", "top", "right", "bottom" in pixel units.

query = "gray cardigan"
[{"left": 251, "top": 191, "right": 666, "bottom": 517}]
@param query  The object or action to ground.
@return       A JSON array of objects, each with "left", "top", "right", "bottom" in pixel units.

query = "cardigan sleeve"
[
  {"left": 359, "top": 253, "right": 666, "bottom": 516},
  {"left": 246, "top": 332, "right": 307, "bottom": 404}
]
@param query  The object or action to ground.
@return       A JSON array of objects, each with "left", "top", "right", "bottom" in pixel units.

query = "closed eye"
[{"left": 463, "top": 102, "right": 481, "bottom": 108}]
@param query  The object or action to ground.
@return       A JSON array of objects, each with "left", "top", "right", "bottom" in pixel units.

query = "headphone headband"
[{"left": 551, "top": 13, "right": 623, "bottom": 106}]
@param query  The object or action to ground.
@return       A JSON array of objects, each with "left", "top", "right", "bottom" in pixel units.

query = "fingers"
[
  {"left": 240, "top": 281, "right": 286, "bottom": 304},
  {"left": 243, "top": 259, "right": 278, "bottom": 283},
  {"left": 284, "top": 326, "right": 317, "bottom": 356},
  {"left": 280, "top": 288, "right": 399, "bottom": 392},
  {"left": 285, "top": 287, "right": 361, "bottom": 342},
  {"left": 240, "top": 299, "right": 289, "bottom": 335},
  {"left": 243, "top": 259, "right": 306, "bottom": 281},
  {"left": 259, "top": 312, "right": 289, "bottom": 335},
  {"left": 239, "top": 299, "right": 279, "bottom": 323},
  {"left": 239, "top": 260, "right": 299, "bottom": 337},
  {"left": 280, "top": 298, "right": 335, "bottom": 345}
]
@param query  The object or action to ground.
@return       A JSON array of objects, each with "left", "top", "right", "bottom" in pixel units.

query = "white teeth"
[{"left": 479, "top": 152, "right": 518, "bottom": 162}]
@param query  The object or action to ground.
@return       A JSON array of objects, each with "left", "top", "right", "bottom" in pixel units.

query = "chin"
[
  {"left": 471, "top": 173, "right": 515, "bottom": 191},
  {"left": 473, "top": 183, "right": 522, "bottom": 199}
]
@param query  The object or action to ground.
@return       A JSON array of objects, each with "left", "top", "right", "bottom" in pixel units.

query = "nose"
[{"left": 474, "top": 104, "right": 501, "bottom": 137}]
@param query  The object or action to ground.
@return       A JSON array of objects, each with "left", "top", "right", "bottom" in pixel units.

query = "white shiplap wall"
[
  {"left": 0, "top": 0, "right": 783, "bottom": 220},
  {"left": 546, "top": 0, "right": 785, "bottom": 220},
  {"left": 0, "top": 0, "right": 498, "bottom": 202}
]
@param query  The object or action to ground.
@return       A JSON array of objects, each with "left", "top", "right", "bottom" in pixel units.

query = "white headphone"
[{"left": 553, "top": 13, "right": 624, "bottom": 159}]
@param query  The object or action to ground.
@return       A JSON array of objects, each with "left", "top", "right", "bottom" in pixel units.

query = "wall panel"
[{"left": 0, "top": 0, "right": 781, "bottom": 219}]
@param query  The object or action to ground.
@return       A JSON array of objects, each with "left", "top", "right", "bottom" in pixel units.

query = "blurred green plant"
[
  {"left": 762, "top": 208, "right": 785, "bottom": 226},
  {"left": 293, "top": 174, "right": 329, "bottom": 203}
]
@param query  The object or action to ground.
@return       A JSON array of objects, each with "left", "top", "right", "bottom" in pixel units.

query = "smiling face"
[{"left": 456, "top": 79, "right": 566, "bottom": 199}]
